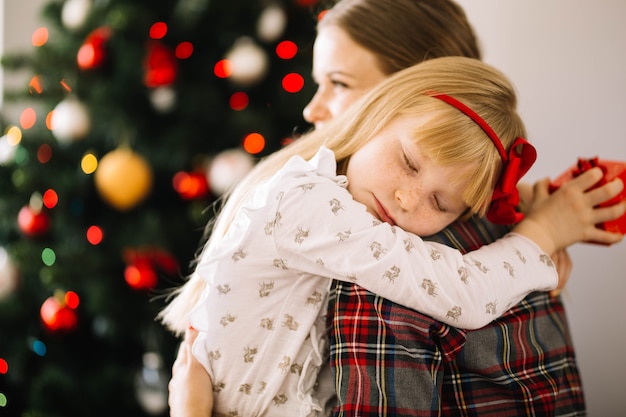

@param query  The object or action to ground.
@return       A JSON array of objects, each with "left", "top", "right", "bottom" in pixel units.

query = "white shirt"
[{"left": 190, "top": 147, "right": 557, "bottom": 416}]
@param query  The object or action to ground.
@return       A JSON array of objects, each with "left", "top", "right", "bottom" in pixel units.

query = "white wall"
[
  {"left": 3, "top": 0, "right": 626, "bottom": 415},
  {"left": 456, "top": 1, "right": 626, "bottom": 415}
]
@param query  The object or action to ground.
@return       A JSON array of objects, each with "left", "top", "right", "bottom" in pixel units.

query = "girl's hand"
[
  {"left": 169, "top": 327, "right": 213, "bottom": 417},
  {"left": 513, "top": 167, "right": 626, "bottom": 255},
  {"left": 517, "top": 181, "right": 573, "bottom": 290}
]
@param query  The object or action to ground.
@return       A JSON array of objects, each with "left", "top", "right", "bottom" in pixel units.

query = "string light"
[
  {"left": 282, "top": 73, "right": 304, "bottom": 93},
  {"left": 276, "top": 40, "right": 298, "bottom": 60},
  {"left": 175, "top": 42, "right": 193, "bottom": 59},
  {"left": 243, "top": 132, "right": 265, "bottom": 155},
  {"left": 86, "top": 225, "right": 104, "bottom": 245},
  {"left": 229, "top": 92, "right": 249, "bottom": 111},
  {"left": 81, "top": 152, "right": 98, "bottom": 174},
  {"left": 37, "top": 144, "right": 52, "bottom": 164},
  {"left": 42, "top": 189, "right": 58, "bottom": 209},
  {"left": 41, "top": 248, "right": 56, "bottom": 266},
  {"left": 32, "top": 27, "right": 49, "bottom": 47},
  {"left": 214, "top": 59, "right": 232, "bottom": 78},
  {"left": 149, "top": 22, "right": 168, "bottom": 40},
  {"left": 29, "top": 76, "right": 44, "bottom": 94}
]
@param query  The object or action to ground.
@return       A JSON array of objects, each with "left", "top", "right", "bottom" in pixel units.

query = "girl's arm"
[{"left": 272, "top": 166, "right": 624, "bottom": 330}]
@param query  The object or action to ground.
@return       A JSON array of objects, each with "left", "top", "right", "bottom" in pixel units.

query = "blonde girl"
[{"left": 159, "top": 56, "right": 624, "bottom": 416}]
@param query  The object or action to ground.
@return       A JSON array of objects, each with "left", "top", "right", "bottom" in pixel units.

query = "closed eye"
[
  {"left": 330, "top": 78, "right": 349, "bottom": 89},
  {"left": 433, "top": 195, "right": 448, "bottom": 213},
  {"left": 403, "top": 152, "right": 418, "bottom": 172}
]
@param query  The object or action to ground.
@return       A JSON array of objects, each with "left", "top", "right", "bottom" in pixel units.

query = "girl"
[{"left": 160, "top": 57, "right": 624, "bottom": 416}]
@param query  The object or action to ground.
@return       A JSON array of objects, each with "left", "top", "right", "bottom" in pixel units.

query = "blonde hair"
[{"left": 159, "top": 56, "right": 527, "bottom": 334}]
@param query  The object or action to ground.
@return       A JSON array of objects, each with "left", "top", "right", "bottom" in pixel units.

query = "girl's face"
[
  {"left": 303, "top": 26, "right": 387, "bottom": 129},
  {"left": 346, "top": 114, "right": 473, "bottom": 236}
]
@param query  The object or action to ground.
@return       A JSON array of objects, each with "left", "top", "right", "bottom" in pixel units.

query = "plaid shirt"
[{"left": 328, "top": 216, "right": 585, "bottom": 416}]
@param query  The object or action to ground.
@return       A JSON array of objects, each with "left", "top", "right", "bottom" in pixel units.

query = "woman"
[
  {"left": 306, "top": 1, "right": 584, "bottom": 415},
  {"left": 167, "top": 0, "right": 589, "bottom": 415}
]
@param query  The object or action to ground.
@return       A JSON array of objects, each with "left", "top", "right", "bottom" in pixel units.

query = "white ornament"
[
  {"left": 225, "top": 37, "right": 269, "bottom": 87},
  {"left": 257, "top": 5, "right": 287, "bottom": 43},
  {"left": 149, "top": 87, "right": 177, "bottom": 113},
  {"left": 0, "top": 135, "right": 17, "bottom": 165},
  {"left": 61, "top": 0, "right": 93, "bottom": 31},
  {"left": 51, "top": 97, "right": 91, "bottom": 144},
  {"left": 208, "top": 148, "right": 254, "bottom": 195},
  {"left": 135, "top": 352, "right": 168, "bottom": 415},
  {"left": 0, "top": 247, "right": 19, "bottom": 301}
]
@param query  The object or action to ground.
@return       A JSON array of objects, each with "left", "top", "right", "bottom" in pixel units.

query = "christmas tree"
[{"left": 0, "top": 0, "right": 319, "bottom": 415}]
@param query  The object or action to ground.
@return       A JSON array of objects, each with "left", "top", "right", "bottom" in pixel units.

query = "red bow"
[{"left": 487, "top": 137, "right": 537, "bottom": 224}]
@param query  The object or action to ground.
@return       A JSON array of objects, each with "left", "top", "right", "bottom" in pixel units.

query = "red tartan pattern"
[{"left": 328, "top": 216, "right": 585, "bottom": 416}]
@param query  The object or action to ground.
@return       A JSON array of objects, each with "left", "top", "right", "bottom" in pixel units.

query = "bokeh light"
[
  {"left": 41, "top": 248, "right": 56, "bottom": 267},
  {"left": 29, "top": 75, "right": 44, "bottom": 94},
  {"left": 0, "top": 393, "right": 6, "bottom": 407},
  {"left": 42, "top": 189, "right": 58, "bottom": 209},
  {"left": 32, "top": 339, "right": 46, "bottom": 357},
  {"left": 81, "top": 152, "right": 98, "bottom": 174},
  {"left": 214, "top": 59, "right": 232, "bottom": 78},
  {"left": 37, "top": 144, "right": 52, "bottom": 164},
  {"left": 276, "top": 40, "right": 298, "bottom": 59},
  {"left": 32, "top": 27, "right": 49, "bottom": 47},
  {"left": 175, "top": 41, "right": 193, "bottom": 59},
  {"left": 19, "top": 108, "right": 37, "bottom": 130},
  {"left": 60, "top": 79, "right": 72, "bottom": 93},
  {"left": 45, "top": 111, "right": 54, "bottom": 130},
  {"left": 6, "top": 126, "right": 22, "bottom": 146},
  {"left": 65, "top": 291, "right": 80, "bottom": 309},
  {"left": 0, "top": 358, "right": 7, "bottom": 374},
  {"left": 243, "top": 132, "right": 265, "bottom": 155},
  {"left": 149, "top": 22, "right": 168, "bottom": 39},
  {"left": 86, "top": 225, "right": 103, "bottom": 245},
  {"left": 282, "top": 73, "right": 304, "bottom": 93},
  {"left": 229, "top": 92, "right": 249, "bottom": 111}
]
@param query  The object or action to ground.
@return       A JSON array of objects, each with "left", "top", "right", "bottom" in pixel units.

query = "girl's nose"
[
  {"left": 302, "top": 93, "right": 330, "bottom": 126},
  {"left": 395, "top": 186, "right": 422, "bottom": 212}
]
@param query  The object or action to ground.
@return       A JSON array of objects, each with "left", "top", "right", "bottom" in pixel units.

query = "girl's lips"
[{"left": 374, "top": 197, "right": 396, "bottom": 226}]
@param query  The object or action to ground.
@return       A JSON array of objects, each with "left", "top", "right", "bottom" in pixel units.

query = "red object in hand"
[{"left": 550, "top": 157, "right": 626, "bottom": 242}]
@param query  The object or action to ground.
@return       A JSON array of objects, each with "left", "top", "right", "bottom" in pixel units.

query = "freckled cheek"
[{"left": 402, "top": 209, "right": 451, "bottom": 236}]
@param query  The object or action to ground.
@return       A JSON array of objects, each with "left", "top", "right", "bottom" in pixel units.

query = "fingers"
[
  {"left": 565, "top": 167, "right": 605, "bottom": 191},
  {"left": 587, "top": 179, "right": 624, "bottom": 207}
]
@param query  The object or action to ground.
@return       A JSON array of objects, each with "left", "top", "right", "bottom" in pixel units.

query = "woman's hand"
[
  {"left": 513, "top": 167, "right": 625, "bottom": 255},
  {"left": 169, "top": 327, "right": 213, "bottom": 417}
]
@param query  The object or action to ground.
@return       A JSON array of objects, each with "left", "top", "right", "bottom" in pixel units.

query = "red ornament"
[
  {"left": 123, "top": 247, "right": 179, "bottom": 290},
  {"left": 172, "top": 171, "right": 210, "bottom": 200},
  {"left": 124, "top": 261, "right": 158, "bottom": 291},
  {"left": 144, "top": 41, "right": 178, "bottom": 88},
  {"left": 77, "top": 26, "right": 112, "bottom": 70},
  {"left": 18, "top": 205, "right": 50, "bottom": 236},
  {"left": 40, "top": 292, "right": 79, "bottom": 332}
]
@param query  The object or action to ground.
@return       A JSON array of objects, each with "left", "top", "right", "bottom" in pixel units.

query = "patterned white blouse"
[{"left": 190, "top": 147, "right": 557, "bottom": 417}]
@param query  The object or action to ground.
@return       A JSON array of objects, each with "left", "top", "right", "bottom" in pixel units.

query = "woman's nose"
[{"left": 302, "top": 92, "right": 330, "bottom": 125}]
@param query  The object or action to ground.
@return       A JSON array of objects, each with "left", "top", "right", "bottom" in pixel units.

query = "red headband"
[{"left": 429, "top": 93, "right": 537, "bottom": 224}]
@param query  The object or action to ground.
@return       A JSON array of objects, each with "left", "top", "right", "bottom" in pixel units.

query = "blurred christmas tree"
[{"left": 0, "top": 0, "right": 319, "bottom": 415}]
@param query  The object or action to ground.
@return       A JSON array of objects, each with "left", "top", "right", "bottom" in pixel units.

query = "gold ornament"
[{"left": 94, "top": 148, "right": 153, "bottom": 210}]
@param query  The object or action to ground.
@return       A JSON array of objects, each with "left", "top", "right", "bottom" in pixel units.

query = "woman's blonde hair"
[{"left": 159, "top": 56, "right": 526, "bottom": 334}]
